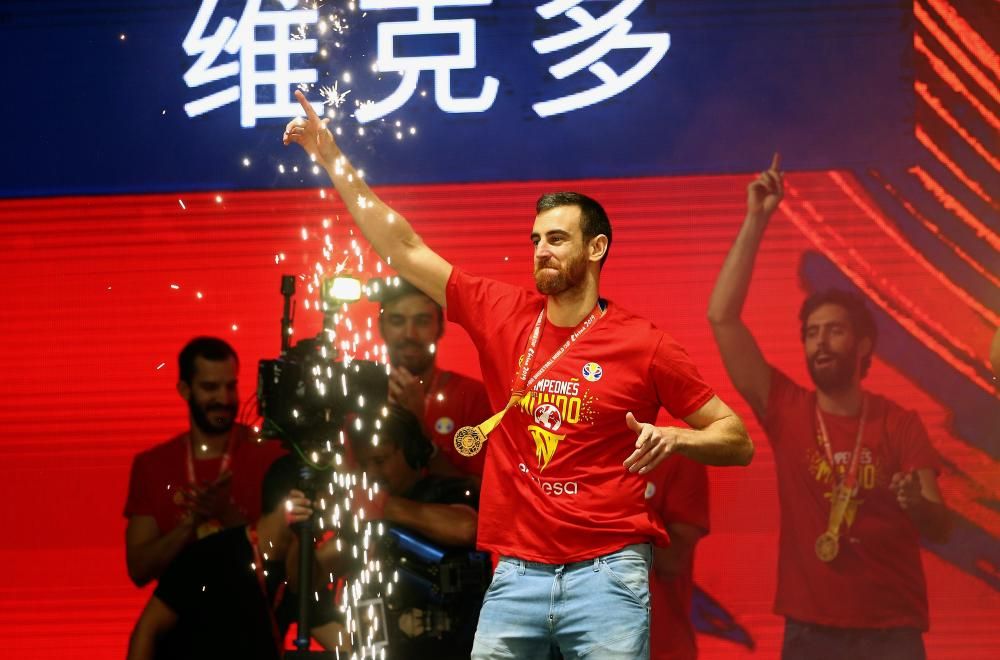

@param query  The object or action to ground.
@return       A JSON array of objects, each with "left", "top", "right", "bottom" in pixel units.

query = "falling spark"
[
  {"left": 320, "top": 82, "right": 351, "bottom": 108},
  {"left": 178, "top": 199, "right": 186, "bottom": 210},
  {"left": 156, "top": 362, "right": 166, "bottom": 370}
]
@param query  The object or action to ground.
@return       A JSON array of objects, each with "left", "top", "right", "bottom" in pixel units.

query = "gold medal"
[
  {"left": 454, "top": 426, "right": 486, "bottom": 457},
  {"left": 813, "top": 399, "right": 867, "bottom": 565},
  {"left": 815, "top": 531, "right": 839, "bottom": 562},
  {"left": 453, "top": 303, "right": 605, "bottom": 461}
]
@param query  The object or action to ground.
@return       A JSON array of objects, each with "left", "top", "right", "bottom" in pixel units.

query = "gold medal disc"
[
  {"left": 815, "top": 532, "right": 839, "bottom": 562},
  {"left": 454, "top": 426, "right": 485, "bottom": 457}
]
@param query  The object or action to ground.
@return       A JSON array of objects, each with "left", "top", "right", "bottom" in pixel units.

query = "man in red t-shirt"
[
  {"left": 377, "top": 277, "right": 492, "bottom": 480},
  {"left": 283, "top": 92, "right": 752, "bottom": 659},
  {"left": 708, "top": 154, "right": 951, "bottom": 659},
  {"left": 647, "top": 455, "right": 709, "bottom": 660},
  {"left": 123, "top": 337, "right": 286, "bottom": 587}
]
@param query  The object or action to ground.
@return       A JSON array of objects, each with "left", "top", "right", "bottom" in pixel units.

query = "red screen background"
[{"left": 1, "top": 171, "right": 996, "bottom": 658}]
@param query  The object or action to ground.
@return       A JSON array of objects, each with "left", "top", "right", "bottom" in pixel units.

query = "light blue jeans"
[{"left": 471, "top": 544, "right": 651, "bottom": 659}]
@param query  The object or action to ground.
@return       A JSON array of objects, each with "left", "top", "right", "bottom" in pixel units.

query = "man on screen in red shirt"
[
  {"left": 283, "top": 91, "right": 753, "bottom": 659},
  {"left": 647, "top": 454, "right": 709, "bottom": 660},
  {"left": 377, "top": 277, "right": 492, "bottom": 480},
  {"left": 123, "top": 337, "right": 286, "bottom": 586},
  {"left": 707, "top": 154, "right": 951, "bottom": 659}
]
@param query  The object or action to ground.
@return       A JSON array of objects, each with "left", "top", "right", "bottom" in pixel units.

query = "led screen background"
[{"left": 0, "top": 0, "right": 997, "bottom": 658}]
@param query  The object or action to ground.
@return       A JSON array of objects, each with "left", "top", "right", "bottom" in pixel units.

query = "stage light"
[{"left": 322, "top": 275, "right": 363, "bottom": 303}]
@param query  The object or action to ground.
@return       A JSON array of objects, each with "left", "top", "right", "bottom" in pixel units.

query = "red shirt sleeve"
[
  {"left": 445, "top": 268, "right": 535, "bottom": 350},
  {"left": 650, "top": 333, "right": 714, "bottom": 420},
  {"left": 761, "top": 368, "right": 808, "bottom": 444},
  {"left": 123, "top": 452, "right": 155, "bottom": 519}
]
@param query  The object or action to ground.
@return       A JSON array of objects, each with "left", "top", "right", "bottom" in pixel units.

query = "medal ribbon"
[
  {"left": 815, "top": 396, "right": 868, "bottom": 539},
  {"left": 184, "top": 429, "right": 237, "bottom": 537},
  {"left": 470, "top": 301, "right": 605, "bottom": 439},
  {"left": 184, "top": 428, "right": 236, "bottom": 486}
]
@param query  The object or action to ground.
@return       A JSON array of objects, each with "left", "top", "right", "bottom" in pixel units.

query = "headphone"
[{"left": 384, "top": 406, "right": 434, "bottom": 470}]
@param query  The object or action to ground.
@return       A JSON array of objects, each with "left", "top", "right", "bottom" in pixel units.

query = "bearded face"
[
  {"left": 803, "top": 304, "right": 866, "bottom": 394},
  {"left": 379, "top": 293, "right": 442, "bottom": 376},
  {"left": 806, "top": 341, "right": 859, "bottom": 393},
  {"left": 534, "top": 245, "right": 588, "bottom": 295},
  {"left": 531, "top": 206, "right": 592, "bottom": 297},
  {"left": 181, "top": 356, "right": 239, "bottom": 436},
  {"left": 188, "top": 396, "right": 238, "bottom": 435}
]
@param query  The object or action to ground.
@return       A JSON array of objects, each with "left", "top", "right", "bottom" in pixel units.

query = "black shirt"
[
  {"left": 153, "top": 526, "right": 281, "bottom": 660},
  {"left": 379, "top": 475, "right": 488, "bottom": 660}
]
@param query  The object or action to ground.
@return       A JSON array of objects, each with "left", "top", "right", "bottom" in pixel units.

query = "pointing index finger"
[
  {"left": 294, "top": 89, "right": 320, "bottom": 122},
  {"left": 770, "top": 152, "right": 782, "bottom": 173}
]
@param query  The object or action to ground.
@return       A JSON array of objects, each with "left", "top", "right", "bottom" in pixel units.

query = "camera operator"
[
  {"left": 123, "top": 337, "right": 287, "bottom": 587},
  {"left": 378, "top": 278, "right": 492, "bottom": 482},
  {"left": 350, "top": 406, "right": 484, "bottom": 658},
  {"left": 127, "top": 454, "right": 345, "bottom": 659}
]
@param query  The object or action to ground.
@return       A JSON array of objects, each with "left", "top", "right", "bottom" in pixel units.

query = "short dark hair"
[
  {"left": 348, "top": 406, "right": 433, "bottom": 470},
  {"left": 377, "top": 278, "right": 444, "bottom": 328},
  {"left": 261, "top": 453, "right": 298, "bottom": 515},
  {"left": 178, "top": 336, "right": 238, "bottom": 383},
  {"left": 799, "top": 289, "right": 878, "bottom": 377},
  {"left": 536, "top": 192, "right": 612, "bottom": 267}
]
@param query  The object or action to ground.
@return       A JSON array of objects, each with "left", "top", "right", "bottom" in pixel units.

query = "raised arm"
[
  {"left": 706, "top": 153, "right": 784, "bottom": 419},
  {"left": 283, "top": 91, "right": 452, "bottom": 305}
]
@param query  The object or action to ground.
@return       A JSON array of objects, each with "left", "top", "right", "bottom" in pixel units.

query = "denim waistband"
[{"left": 499, "top": 543, "right": 651, "bottom": 572}]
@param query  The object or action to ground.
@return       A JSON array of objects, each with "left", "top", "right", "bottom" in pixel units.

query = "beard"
[
  {"left": 534, "top": 252, "right": 588, "bottom": 296},
  {"left": 390, "top": 339, "right": 435, "bottom": 375},
  {"left": 806, "top": 348, "right": 858, "bottom": 393},
  {"left": 189, "top": 399, "right": 238, "bottom": 435}
]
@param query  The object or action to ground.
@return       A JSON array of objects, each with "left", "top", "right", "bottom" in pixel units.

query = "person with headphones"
[
  {"left": 349, "top": 406, "right": 484, "bottom": 659},
  {"left": 350, "top": 406, "right": 479, "bottom": 548}
]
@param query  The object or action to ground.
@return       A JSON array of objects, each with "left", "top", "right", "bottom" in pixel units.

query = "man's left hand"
[
  {"left": 623, "top": 412, "right": 678, "bottom": 474},
  {"left": 890, "top": 471, "right": 923, "bottom": 510}
]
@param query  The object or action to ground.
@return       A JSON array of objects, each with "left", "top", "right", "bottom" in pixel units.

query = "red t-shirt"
[
  {"left": 762, "top": 369, "right": 940, "bottom": 630},
  {"left": 423, "top": 370, "right": 492, "bottom": 477},
  {"left": 647, "top": 455, "right": 709, "bottom": 660},
  {"left": 446, "top": 269, "right": 715, "bottom": 563},
  {"left": 123, "top": 425, "right": 287, "bottom": 536}
]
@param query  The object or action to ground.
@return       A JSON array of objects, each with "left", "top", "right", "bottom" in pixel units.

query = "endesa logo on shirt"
[{"left": 518, "top": 462, "right": 579, "bottom": 496}]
